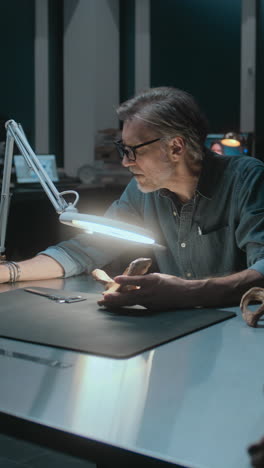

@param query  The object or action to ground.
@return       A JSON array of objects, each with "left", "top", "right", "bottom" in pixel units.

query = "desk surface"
[{"left": 0, "top": 275, "right": 262, "bottom": 468}]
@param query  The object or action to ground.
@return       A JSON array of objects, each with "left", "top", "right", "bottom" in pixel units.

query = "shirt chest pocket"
[
  {"left": 200, "top": 224, "right": 230, "bottom": 247},
  {"left": 191, "top": 225, "right": 238, "bottom": 277}
]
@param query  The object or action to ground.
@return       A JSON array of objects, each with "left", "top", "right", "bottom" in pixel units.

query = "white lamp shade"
[{"left": 59, "top": 212, "right": 158, "bottom": 245}]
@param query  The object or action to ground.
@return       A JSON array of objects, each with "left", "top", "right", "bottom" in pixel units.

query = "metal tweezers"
[{"left": 24, "top": 288, "right": 87, "bottom": 303}]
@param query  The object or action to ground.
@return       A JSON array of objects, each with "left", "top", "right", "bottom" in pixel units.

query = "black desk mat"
[{"left": 0, "top": 288, "right": 236, "bottom": 359}]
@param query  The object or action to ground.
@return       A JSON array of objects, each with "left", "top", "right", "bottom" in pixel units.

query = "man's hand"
[
  {"left": 97, "top": 268, "right": 264, "bottom": 310},
  {"left": 98, "top": 273, "right": 191, "bottom": 310}
]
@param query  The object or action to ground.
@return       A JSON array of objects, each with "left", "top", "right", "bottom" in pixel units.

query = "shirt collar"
[
  {"left": 196, "top": 148, "right": 227, "bottom": 199},
  {"left": 159, "top": 148, "right": 228, "bottom": 201}
]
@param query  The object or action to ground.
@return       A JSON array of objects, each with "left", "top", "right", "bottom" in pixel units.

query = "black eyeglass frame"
[{"left": 114, "top": 138, "right": 161, "bottom": 161}]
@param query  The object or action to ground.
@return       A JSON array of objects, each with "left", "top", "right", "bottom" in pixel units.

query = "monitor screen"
[
  {"left": 205, "top": 133, "right": 251, "bottom": 156},
  {"left": 14, "top": 154, "right": 59, "bottom": 183}
]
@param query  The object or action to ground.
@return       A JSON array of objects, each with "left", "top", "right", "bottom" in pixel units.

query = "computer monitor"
[
  {"left": 205, "top": 133, "right": 252, "bottom": 156},
  {"left": 14, "top": 154, "right": 59, "bottom": 184}
]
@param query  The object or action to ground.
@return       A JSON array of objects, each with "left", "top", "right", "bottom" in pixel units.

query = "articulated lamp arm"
[{"left": 0, "top": 120, "right": 79, "bottom": 259}]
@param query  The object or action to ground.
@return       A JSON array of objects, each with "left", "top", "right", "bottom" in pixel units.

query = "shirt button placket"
[{"left": 178, "top": 203, "right": 194, "bottom": 278}]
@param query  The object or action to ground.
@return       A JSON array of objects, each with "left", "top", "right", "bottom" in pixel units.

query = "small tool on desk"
[{"left": 24, "top": 288, "right": 87, "bottom": 304}]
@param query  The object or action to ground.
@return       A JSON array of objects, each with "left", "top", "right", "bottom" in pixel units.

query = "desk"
[{"left": 0, "top": 275, "right": 262, "bottom": 468}]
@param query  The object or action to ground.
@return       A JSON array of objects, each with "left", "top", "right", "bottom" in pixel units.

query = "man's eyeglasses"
[{"left": 114, "top": 138, "right": 161, "bottom": 161}]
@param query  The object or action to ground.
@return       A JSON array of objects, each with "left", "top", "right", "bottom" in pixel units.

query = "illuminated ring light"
[{"left": 59, "top": 212, "right": 158, "bottom": 245}]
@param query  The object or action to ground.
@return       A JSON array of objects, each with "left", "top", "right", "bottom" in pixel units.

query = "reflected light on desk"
[{"left": 67, "top": 352, "right": 155, "bottom": 443}]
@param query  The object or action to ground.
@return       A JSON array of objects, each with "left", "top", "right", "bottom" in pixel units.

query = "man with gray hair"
[{"left": 1, "top": 87, "right": 264, "bottom": 310}]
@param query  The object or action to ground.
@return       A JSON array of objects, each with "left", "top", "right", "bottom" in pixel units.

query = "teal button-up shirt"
[{"left": 42, "top": 151, "right": 264, "bottom": 279}]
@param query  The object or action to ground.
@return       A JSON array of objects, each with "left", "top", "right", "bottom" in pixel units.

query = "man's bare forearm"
[
  {"left": 189, "top": 268, "right": 264, "bottom": 308},
  {"left": 0, "top": 255, "right": 64, "bottom": 283}
]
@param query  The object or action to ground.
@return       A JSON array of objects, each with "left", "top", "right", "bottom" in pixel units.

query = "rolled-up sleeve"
[
  {"left": 248, "top": 259, "right": 264, "bottom": 276},
  {"left": 236, "top": 162, "right": 264, "bottom": 276},
  {"left": 40, "top": 180, "right": 145, "bottom": 277}
]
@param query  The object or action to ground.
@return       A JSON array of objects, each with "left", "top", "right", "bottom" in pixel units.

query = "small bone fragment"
[
  {"left": 240, "top": 287, "right": 264, "bottom": 327},
  {"left": 125, "top": 258, "right": 152, "bottom": 276},
  {"left": 91, "top": 269, "right": 117, "bottom": 291},
  {"left": 91, "top": 257, "right": 152, "bottom": 294},
  {"left": 120, "top": 257, "right": 152, "bottom": 292}
]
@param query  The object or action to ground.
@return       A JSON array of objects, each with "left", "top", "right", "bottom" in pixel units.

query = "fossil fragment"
[
  {"left": 91, "top": 257, "right": 152, "bottom": 294},
  {"left": 240, "top": 287, "right": 264, "bottom": 327},
  {"left": 90, "top": 268, "right": 118, "bottom": 292}
]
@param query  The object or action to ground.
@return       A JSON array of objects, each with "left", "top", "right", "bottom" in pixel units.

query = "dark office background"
[
  {"left": 0, "top": 0, "right": 35, "bottom": 142},
  {"left": 0, "top": 0, "right": 264, "bottom": 160}
]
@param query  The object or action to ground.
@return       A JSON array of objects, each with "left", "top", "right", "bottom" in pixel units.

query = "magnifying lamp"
[{"left": 0, "top": 120, "right": 161, "bottom": 261}]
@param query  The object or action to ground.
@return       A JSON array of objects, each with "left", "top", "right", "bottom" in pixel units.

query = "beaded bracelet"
[
  {"left": 3, "top": 261, "right": 21, "bottom": 283},
  {"left": 10, "top": 261, "right": 21, "bottom": 282}
]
